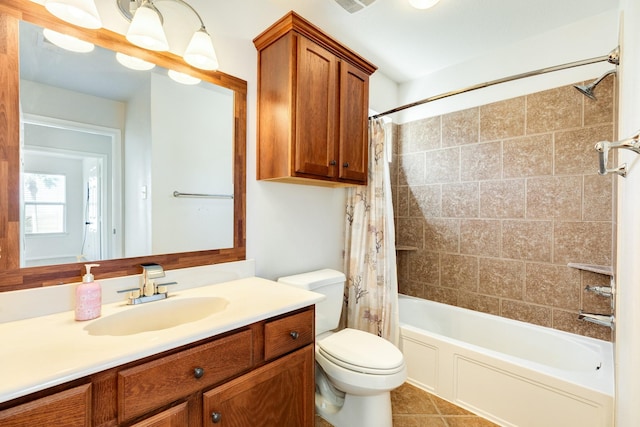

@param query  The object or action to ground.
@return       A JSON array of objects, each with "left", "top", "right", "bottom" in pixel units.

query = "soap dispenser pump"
[{"left": 75, "top": 263, "right": 101, "bottom": 321}]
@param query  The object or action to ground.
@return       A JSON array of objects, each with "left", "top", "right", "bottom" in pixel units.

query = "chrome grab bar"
[{"left": 173, "top": 191, "right": 233, "bottom": 199}]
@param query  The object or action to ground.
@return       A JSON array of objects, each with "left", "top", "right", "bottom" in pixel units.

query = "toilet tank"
[{"left": 277, "top": 269, "right": 346, "bottom": 336}]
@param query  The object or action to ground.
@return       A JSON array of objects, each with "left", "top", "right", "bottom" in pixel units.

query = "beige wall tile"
[
  {"left": 396, "top": 185, "right": 410, "bottom": 217},
  {"left": 399, "top": 116, "right": 441, "bottom": 153},
  {"left": 554, "top": 125, "right": 614, "bottom": 175},
  {"left": 461, "top": 141, "right": 502, "bottom": 181},
  {"left": 478, "top": 258, "right": 524, "bottom": 299},
  {"left": 398, "top": 280, "right": 424, "bottom": 298},
  {"left": 526, "top": 85, "right": 582, "bottom": 134},
  {"left": 583, "top": 174, "right": 613, "bottom": 221},
  {"left": 553, "top": 221, "right": 612, "bottom": 265},
  {"left": 424, "top": 148, "right": 460, "bottom": 184},
  {"left": 480, "top": 97, "right": 526, "bottom": 141},
  {"left": 392, "top": 80, "right": 614, "bottom": 341},
  {"left": 424, "top": 219, "right": 460, "bottom": 253},
  {"left": 424, "top": 285, "right": 458, "bottom": 306},
  {"left": 408, "top": 185, "right": 442, "bottom": 218},
  {"left": 458, "top": 292, "right": 500, "bottom": 315},
  {"left": 397, "top": 217, "right": 424, "bottom": 249},
  {"left": 407, "top": 250, "right": 440, "bottom": 286},
  {"left": 441, "top": 254, "right": 478, "bottom": 291},
  {"left": 524, "top": 263, "right": 581, "bottom": 310},
  {"left": 479, "top": 179, "right": 525, "bottom": 218},
  {"left": 460, "top": 220, "right": 501, "bottom": 257},
  {"left": 441, "top": 182, "right": 479, "bottom": 217},
  {"left": 526, "top": 175, "right": 582, "bottom": 220},
  {"left": 502, "top": 220, "right": 552, "bottom": 262},
  {"left": 502, "top": 134, "right": 553, "bottom": 178},
  {"left": 442, "top": 107, "right": 479, "bottom": 147},
  {"left": 501, "top": 300, "right": 552, "bottom": 327},
  {"left": 399, "top": 153, "right": 426, "bottom": 186}
]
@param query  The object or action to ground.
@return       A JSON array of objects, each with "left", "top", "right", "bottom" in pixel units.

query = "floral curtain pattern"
[{"left": 343, "top": 117, "right": 399, "bottom": 345}]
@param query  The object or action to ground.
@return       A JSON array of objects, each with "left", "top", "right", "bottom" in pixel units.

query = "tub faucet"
[
  {"left": 578, "top": 311, "right": 614, "bottom": 329},
  {"left": 117, "top": 263, "right": 177, "bottom": 305}
]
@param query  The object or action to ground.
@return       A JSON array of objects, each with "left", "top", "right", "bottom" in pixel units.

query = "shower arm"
[{"left": 594, "top": 130, "right": 640, "bottom": 177}]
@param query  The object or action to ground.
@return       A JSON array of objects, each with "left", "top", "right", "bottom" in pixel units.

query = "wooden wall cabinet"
[
  {"left": 0, "top": 307, "right": 315, "bottom": 426},
  {"left": 254, "top": 12, "right": 377, "bottom": 187}
]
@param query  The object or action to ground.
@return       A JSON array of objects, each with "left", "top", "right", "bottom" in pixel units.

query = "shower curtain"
[{"left": 343, "top": 117, "right": 399, "bottom": 345}]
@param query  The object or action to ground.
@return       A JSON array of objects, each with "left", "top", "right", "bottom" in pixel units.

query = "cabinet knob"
[
  {"left": 194, "top": 367, "right": 205, "bottom": 379},
  {"left": 343, "top": 162, "right": 349, "bottom": 168},
  {"left": 211, "top": 412, "right": 222, "bottom": 423},
  {"left": 329, "top": 160, "right": 337, "bottom": 166},
  {"left": 290, "top": 331, "right": 299, "bottom": 340}
]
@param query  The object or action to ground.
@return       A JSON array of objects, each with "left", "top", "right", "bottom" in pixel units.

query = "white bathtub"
[{"left": 398, "top": 294, "right": 614, "bottom": 427}]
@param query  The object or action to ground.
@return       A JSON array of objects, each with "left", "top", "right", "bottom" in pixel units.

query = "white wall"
[
  {"left": 614, "top": 1, "right": 640, "bottom": 424},
  {"left": 395, "top": 10, "right": 619, "bottom": 122}
]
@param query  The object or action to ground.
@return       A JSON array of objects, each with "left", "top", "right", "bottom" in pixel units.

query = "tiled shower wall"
[{"left": 392, "top": 77, "right": 615, "bottom": 341}]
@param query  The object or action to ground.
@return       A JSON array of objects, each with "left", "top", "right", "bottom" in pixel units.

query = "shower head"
[{"left": 573, "top": 69, "right": 617, "bottom": 100}]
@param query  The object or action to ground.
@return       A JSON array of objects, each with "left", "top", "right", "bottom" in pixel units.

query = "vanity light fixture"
[
  {"left": 115, "top": 52, "right": 156, "bottom": 71},
  {"left": 121, "top": 0, "right": 219, "bottom": 70},
  {"left": 43, "top": 28, "right": 95, "bottom": 53},
  {"left": 409, "top": 0, "right": 441, "bottom": 9},
  {"left": 43, "top": 0, "right": 220, "bottom": 71}
]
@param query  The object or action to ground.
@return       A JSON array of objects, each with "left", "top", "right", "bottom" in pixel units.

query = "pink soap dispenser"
[{"left": 75, "top": 263, "right": 102, "bottom": 321}]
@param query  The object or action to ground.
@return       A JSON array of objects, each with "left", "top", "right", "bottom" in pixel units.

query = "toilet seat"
[{"left": 317, "top": 328, "right": 404, "bottom": 375}]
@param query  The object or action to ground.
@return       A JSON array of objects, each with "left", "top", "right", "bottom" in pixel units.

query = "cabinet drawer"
[
  {"left": 118, "top": 329, "right": 253, "bottom": 422},
  {"left": 0, "top": 384, "right": 91, "bottom": 427},
  {"left": 264, "top": 308, "right": 314, "bottom": 361}
]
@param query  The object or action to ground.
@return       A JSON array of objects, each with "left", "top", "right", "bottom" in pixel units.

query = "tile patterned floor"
[{"left": 315, "top": 382, "right": 499, "bottom": 427}]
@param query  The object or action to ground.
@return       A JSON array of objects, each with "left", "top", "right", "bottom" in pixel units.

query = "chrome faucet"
[
  {"left": 578, "top": 311, "right": 614, "bottom": 329},
  {"left": 118, "top": 263, "right": 177, "bottom": 305}
]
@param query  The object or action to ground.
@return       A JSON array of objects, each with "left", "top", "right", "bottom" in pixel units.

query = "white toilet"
[{"left": 278, "top": 269, "right": 407, "bottom": 427}]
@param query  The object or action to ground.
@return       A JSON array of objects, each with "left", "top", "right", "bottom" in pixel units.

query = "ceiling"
[
  {"left": 195, "top": 0, "right": 619, "bottom": 83},
  {"left": 28, "top": 0, "right": 620, "bottom": 85}
]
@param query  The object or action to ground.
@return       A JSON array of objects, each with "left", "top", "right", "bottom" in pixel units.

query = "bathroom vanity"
[{"left": 0, "top": 277, "right": 321, "bottom": 426}]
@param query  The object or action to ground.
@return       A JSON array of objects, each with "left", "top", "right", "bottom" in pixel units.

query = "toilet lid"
[{"left": 317, "top": 328, "right": 404, "bottom": 374}]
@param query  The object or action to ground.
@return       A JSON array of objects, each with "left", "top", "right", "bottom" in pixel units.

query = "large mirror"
[
  {"left": 0, "top": 0, "right": 247, "bottom": 291},
  {"left": 20, "top": 20, "right": 234, "bottom": 266}
]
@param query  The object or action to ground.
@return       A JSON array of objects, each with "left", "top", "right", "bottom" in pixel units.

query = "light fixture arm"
[{"left": 118, "top": 0, "right": 206, "bottom": 31}]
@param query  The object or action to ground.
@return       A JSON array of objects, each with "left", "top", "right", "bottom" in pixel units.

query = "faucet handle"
[{"left": 117, "top": 287, "right": 141, "bottom": 299}]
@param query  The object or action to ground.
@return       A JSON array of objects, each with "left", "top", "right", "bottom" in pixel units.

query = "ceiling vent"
[{"left": 333, "top": 0, "right": 377, "bottom": 13}]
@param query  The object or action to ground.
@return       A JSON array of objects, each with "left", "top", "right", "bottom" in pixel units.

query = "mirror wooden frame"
[{"left": 0, "top": 0, "right": 247, "bottom": 291}]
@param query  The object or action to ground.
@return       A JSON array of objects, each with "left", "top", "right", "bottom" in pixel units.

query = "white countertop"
[{"left": 0, "top": 276, "right": 323, "bottom": 404}]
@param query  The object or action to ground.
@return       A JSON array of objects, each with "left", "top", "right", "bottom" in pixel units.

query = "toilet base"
[{"left": 316, "top": 390, "right": 392, "bottom": 427}]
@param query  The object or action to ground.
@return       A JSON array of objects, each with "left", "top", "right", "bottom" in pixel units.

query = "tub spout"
[{"left": 578, "top": 311, "right": 614, "bottom": 328}]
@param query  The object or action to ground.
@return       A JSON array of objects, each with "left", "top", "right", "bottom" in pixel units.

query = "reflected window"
[{"left": 23, "top": 172, "right": 66, "bottom": 234}]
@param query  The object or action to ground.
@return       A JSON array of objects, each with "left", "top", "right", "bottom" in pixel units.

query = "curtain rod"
[{"left": 369, "top": 51, "right": 617, "bottom": 120}]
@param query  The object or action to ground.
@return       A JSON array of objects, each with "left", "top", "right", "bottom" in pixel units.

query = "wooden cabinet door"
[
  {"left": 294, "top": 35, "right": 339, "bottom": 179},
  {"left": 203, "top": 345, "right": 314, "bottom": 427},
  {"left": 0, "top": 384, "right": 91, "bottom": 427},
  {"left": 339, "top": 60, "right": 369, "bottom": 184}
]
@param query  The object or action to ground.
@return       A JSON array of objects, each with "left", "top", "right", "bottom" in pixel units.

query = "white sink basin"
[{"left": 84, "top": 297, "right": 229, "bottom": 336}]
